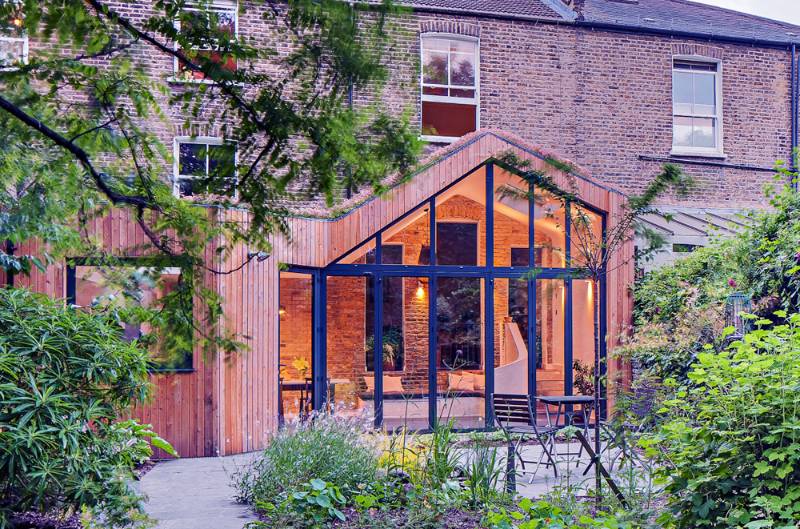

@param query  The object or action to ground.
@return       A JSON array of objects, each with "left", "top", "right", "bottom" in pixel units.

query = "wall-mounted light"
[
  {"left": 415, "top": 280, "right": 425, "bottom": 300},
  {"left": 247, "top": 250, "right": 270, "bottom": 262},
  {"left": 278, "top": 305, "right": 287, "bottom": 316}
]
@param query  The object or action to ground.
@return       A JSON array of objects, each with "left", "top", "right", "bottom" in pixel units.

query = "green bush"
[
  {"left": 485, "top": 497, "right": 631, "bottom": 529},
  {"left": 0, "top": 288, "right": 174, "bottom": 527},
  {"left": 645, "top": 314, "right": 800, "bottom": 528},
  {"left": 234, "top": 414, "right": 380, "bottom": 506}
]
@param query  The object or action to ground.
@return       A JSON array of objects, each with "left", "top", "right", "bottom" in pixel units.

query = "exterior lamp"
[
  {"left": 278, "top": 305, "right": 286, "bottom": 316},
  {"left": 725, "top": 292, "right": 751, "bottom": 339},
  {"left": 415, "top": 280, "right": 425, "bottom": 300}
]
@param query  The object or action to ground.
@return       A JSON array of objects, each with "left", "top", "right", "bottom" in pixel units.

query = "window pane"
[
  {"left": 570, "top": 205, "right": 602, "bottom": 268},
  {"left": 382, "top": 204, "right": 430, "bottom": 265},
  {"left": 382, "top": 277, "right": 429, "bottom": 431},
  {"left": 437, "top": 223, "right": 478, "bottom": 265},
  {"left": 423, "top": 86, "right": 448, "bottom": 96},
  {"left": 495, "top": 278, "right": 529, "bottom": 394},
  {"left": 536, "top": 279, "right": 565, "bottom": 399},
  {"left": 694, "top": 74, "right": 715, "bottom": 115},
  {"left": 450, "top": 52, "right": 475, "bottom": 87},
  {"left": 436, "top": 168, "right": 485, "bottom": 266},
  {"left": 572, "top": 279, "right": 597, "bottom": 410},
  {"left": 0, "top": 38, "right": 25, "bottom": 67},
  {"left": 693, "top": 117, "right": 716, "bottom": 148},
  {"left": 422, "top": 37, "right": 449, "bottom": 52},
  {"left": 208, "top": 143, "right": 236, "bottom": 179},
  {"left": 179, "top": 143, "right": 207, "bottom": 176},
  {"left": 326, "top": 276, "right": 374, "bottom": 420},
  {"left": 672, "top": 71, "right": 693, "bottom": 113},
  {"left": 280, "top": 271, "right": 314, "bottom": 422},
  {"left": 421, "top": 101, "right": 477, "bottom": 137},
  {"left": 422, "top": 50, "right": 448, "bottom": 85},
  {"left": 215, "top": 10, "right": 236, "bottom": 36},
  {"left": 338, "top": 238, "right": 376, "bottom": 265},
  {"left": 673, "top": 116, "right": 693, "bottom": 147},
  {"left": 493, "top": 167, "right": 530, "bottom": 267},
  {"left": 437, "top": 277, "right": 485, "bottom": 429},
  {"left": 449, "top": 88, "right": 475, "bottom": 98},
  {"left": 449, "top": 40, "right": 474, "bottom": 54},
  {"left": 534, "top": 188, "right": 566, "bottom": 267},
  {"left": 73, "top": 265, "right": 192, "bottom": 370}
]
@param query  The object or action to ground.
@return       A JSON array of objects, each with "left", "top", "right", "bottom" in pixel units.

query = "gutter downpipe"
[{"left": 793, "top": 44, "right": 799, "bottom": 190}]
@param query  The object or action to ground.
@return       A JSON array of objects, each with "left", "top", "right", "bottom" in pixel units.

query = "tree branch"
[{"left": 0, "top": 93, "right": 156, "bottom": 211}]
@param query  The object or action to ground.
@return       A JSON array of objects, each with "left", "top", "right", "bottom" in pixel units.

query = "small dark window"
[
  {"left": 176, "top": 140, "right": 236, "bottom": 197},
  {"left": 436, "top": 222, "right": 478, "bottom": 265},
  {"left": 672, "top": 243, "right": 700, "bottom": 253}
]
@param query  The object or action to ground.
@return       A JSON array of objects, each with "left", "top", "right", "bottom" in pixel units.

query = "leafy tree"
[
  {"left": 0, "top": 287, "right": 175, "bottom": 528},
  {"left": 0, "top": 0, "right": 422, "bottom": 357}
]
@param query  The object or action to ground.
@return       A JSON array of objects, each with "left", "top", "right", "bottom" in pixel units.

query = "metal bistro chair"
[{"left": 491, "top": 393, "right": 560, "bottom": 487}]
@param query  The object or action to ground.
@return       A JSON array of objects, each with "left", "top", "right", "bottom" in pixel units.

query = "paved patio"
[
  {"left": 138, "top": 453, "right": 259, "bottom": 529},
  {"left": 138, "top": 441, "right": 615, "bottom": 529}
]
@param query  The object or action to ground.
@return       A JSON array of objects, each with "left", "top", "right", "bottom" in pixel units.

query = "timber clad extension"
[{"left": 2, "top": 0, "right": 800, "bottom": 457}]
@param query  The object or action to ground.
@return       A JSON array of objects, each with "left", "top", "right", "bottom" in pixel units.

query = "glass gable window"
[
  {"left": 672, "top": 60, "right": 721, "bottom": 154},
  {"left": 175, "top": 138, "right": 236, "bottom": 197},
  {"left": 421, "top": 36, "right": 478, "bottom": 141},
  {"left": 175, "top": 0, "right": 238, "bottom": 80},
  {"left": 286, "top": 162, "right": 607, "bottom": 431}
]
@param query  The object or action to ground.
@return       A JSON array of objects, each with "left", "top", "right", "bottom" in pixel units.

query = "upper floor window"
[
  {"left": 174, "top": 137, "right": 237, "bottom": 197},
  {"left": 0, "top": 12, "right": 27, "bottom": 69},
  {"left": 672, "top": 59, "right": 722, "bottom": 155},
  {"left": 175, "top": 0, "right": 237, "bottom": 81},
  {"left": 421, "top": 36, "right": 478, "bottom": 142}
]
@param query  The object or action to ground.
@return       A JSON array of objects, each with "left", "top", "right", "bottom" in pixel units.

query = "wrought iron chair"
[{"left": 491, "top": 393, "right": 560, "bottom": 483}]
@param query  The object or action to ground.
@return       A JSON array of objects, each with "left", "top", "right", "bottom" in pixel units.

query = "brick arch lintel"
[
  {"left": 671, "top": 43, "right": 724, "bottom": 60},
  {"left": 419, "top": 20, "right": 480, "bottom": 38},
  {"left": 173, "top": 123, "right": 227, "bottom": 139}
]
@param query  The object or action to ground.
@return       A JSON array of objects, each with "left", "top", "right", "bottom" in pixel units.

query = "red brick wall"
[{"left": 354, "top": 14, "right": 793, "bottom": 209}]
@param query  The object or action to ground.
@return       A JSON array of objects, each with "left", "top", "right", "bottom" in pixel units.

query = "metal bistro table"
[
  {"left": 538, "top": 395, "right": 595, "bottom": 467},
  {"left": 538, "top": 394, "right": 629, "bottom": 507}
]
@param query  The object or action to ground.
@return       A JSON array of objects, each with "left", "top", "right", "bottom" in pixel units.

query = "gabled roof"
[
  {"left": 576, "top": 0, "right": 800, "bottom": 45},
  {"left": 399, "top": 0, "right": 572, "bottom": 20},
  {"left": 395, "top": 0, "right": 800, "bottom": 45},
  {"left": 286, "top": 129, "right": 618, "bottom": 218}
]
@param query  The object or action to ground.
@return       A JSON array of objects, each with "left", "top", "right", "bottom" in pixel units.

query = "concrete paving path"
[{"left": 138, "top": 453, "right": 259, "bottom": 529}]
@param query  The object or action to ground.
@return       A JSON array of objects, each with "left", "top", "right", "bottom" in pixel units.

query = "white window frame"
[
  {"left": 671, "top": 56, "right": 725, "bottom": 158},
  {"left": 171, "top": 0, "right": 238, "bottom": 84},
  {"left": 173, "top": 136, "right": 238, "bottom": 198},
  {"left": 420, "top": 34, "right": 480, "bottom": 144},
  {"left": 0, "top": 19, "right": 28, "bottom": 70}
]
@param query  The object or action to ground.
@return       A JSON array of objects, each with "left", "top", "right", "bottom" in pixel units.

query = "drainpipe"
[{"left": 793, "top": 44, "right": 799, "bottom": 189}]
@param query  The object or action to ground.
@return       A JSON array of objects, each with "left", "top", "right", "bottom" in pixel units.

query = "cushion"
[
  {"left": 363, "top": 376, "right": 375, "bottom": 392},
  {"left": 384, "top": 375, "right": 405, "bottom": 394},
  {"left": 448, "top": 372, "right": 475, "bottom": 391},
  {"left": 363, "top": 375, "right": 405, "bottom": 394}
]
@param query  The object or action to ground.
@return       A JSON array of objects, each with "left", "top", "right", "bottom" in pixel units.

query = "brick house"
[{"left": 2, "top": 0, "right": 799, "bottom": 456}]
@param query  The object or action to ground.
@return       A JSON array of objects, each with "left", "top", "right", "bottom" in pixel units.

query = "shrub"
[
  {"left": 0, "top": 288, "right": 174, "bottom": 528},
  {"left": 485, "top": 497, "right": 631, "bottom": 529},
  {"left": 645, "top": 314, "right": 800, "bottom": 528},
  {"left": 234, "top": 413, "right": 380, "bottom": 505}
]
